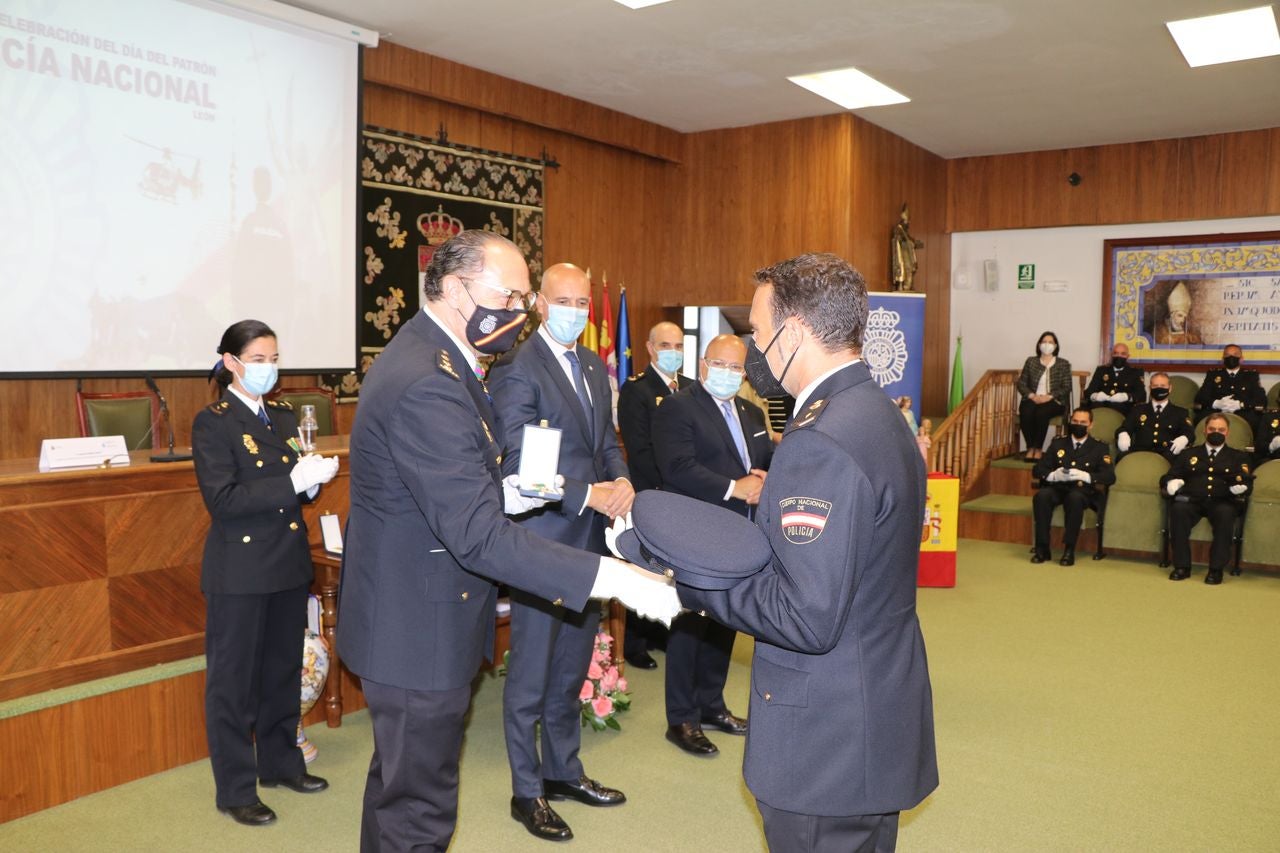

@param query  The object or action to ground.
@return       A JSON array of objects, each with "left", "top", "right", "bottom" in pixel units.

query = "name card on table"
[{"left": 38, "top": 436, "right": 131, "bottom": 472}]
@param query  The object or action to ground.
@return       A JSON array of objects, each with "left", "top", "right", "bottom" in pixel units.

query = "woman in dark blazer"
[
  {"left": 1016, "top": 330, "right": 1073, "bottom": 461},
  {"left": 192, "top": 319, "right": 338, "bottom": 826}
]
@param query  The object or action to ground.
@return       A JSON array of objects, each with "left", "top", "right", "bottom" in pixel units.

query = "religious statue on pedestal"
[{"left": 890, "top": 203, "right": 924, "bottom": 292}]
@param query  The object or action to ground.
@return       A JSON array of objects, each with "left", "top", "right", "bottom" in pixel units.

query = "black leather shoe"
[
  {"left": 1059, "top": 546, "right": 1076, "bottom": 567},
  {"left": 260, "top": 773, "right": 328, "bottom": 793},
  {"left": 511, "top": 796, "right": 572, "bottom": 841},
  {"left": 544, "top": 775, "right": 626, "bottom": 806},
  {"left": 218, "top": 800, "right": 277, "bottom": 826},
  {"left": 701, "top": 711, "right": 748, "bottom": 735},
  {"left": 1229, "top": 567, "right": 1242, "bottom": 577},
  {"left": 1205, "top": 569, "right": 1224, "bottom": 585},
  {"left": 1030, "top": 547, "right": 1050, "bottom": 564},
  {"left": 666, "top": 723, "right": 718, "bottom": 756},
  {"left": 1168, "top": 567, "right": 1191, "bottom": 581},
  {"left": 625, "top": 651, "right": 658, "bottom": 670}
]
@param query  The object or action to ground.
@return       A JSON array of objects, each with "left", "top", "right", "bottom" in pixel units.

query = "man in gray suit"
[
  {"left": 676, "top": 253, "right": 938, "bottom": 852},
  {"left": 488, "top": 262, "right": 634, "bottom": 841},
  {"left": 337, "top": 232, "right": 679, "bottom": 853}
]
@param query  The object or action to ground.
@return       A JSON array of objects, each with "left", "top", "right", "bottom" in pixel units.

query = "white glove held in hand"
[
  {"left": 591, "top": 556, "right": 681, "bottom": 626},
  {"left": 1068, "top": 469, "right": 1092, "bottom": 483},
  {"left": 1045, "top": 468, "right": 1068, "bottom": 483},
  {"left": 1230, "top": 484, "right": 1248, "bottom": 496},
  {"left": 290, "top": 454, "right": 338, "bottom": 494},
  {"left": 1111, "top": 392, "right": 1129, "bottom": 403},
  {"left": 1117, "top": 432, "right": 1132, "bottom": 452},
  {"left": 1091, "top": 392, "right": 1107, "bottom": 402},
  {"left": 1169, "top": 436, "right": 1190, "bottom": 454},
  {"left": 503, "top": 474, "right": 551, "bottom": 515},
  {"left": 603, "top": 513, "right": 634, "bottom": 561},
  {"left": 1166, "top": 479, "right": 1184, "bottom": 496}
]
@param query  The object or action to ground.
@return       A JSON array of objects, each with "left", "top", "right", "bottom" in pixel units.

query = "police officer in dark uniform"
[
  {"left": 616, "top": 320, "right": 691, "bottom": 669},
  {"left": 1160, "top": 413, "right": 1254, "bottom": 585},
  {"left": 1254, "top": 409, "right": 1280, "bottom": 467},
  {"left": 1084, "top": 343, "right": 1145, "bottom": 416},
  {"left": 1194, "top": 344, "right": 1266, "bottom": 433},
  {"left": 1116, "top": 372, "right": 1194, "bottom": 461},
  {"left": 1031, "top": 408, "right": 1115, "bottom": 566},
  {"left": 193, "top": 320, "right": 340, "bottom": 826}
]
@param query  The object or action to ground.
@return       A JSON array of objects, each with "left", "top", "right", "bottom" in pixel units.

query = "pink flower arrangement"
[{"left": 579, "top": 630, "right": 632, "bottom": 731}]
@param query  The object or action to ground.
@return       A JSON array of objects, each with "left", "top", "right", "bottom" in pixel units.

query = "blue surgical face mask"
[
  {"left": 704, "top": 366, "right": 743, "bottom": 400},
  {"left": 543, "top": 303, "right": 589, "bottom": 345},
  {"left": 233, "top": 354, "right": 278, "bottom": 397},
  {"left": 656, "top": 349, "right": 684, "bottom": 375}
]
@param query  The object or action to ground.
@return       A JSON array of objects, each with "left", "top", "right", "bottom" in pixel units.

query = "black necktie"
[
  {"left": 257, "top": 406, "right": 272, "bottom": 431},
  {"left": 563, "top": 350, "right": 594, "bottom": 441}
]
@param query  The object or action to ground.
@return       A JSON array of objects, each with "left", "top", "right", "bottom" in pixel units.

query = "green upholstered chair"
[
  {"left": 1169, "top": 375, "right": 1199, "bottom": 412},
  {"left": 1193, "top": 413, "right": 1252, "bottom": 451},
  {"left": 1104, "top": 451, "right": 1169, "bottom": 555},
  {"left": 1267, "top": 381, "right": 1280, "bottom": 410},
  {"left": 75, "top": 390, "right": 160, "bottom": 451},
  {"left": 274, "top": 387, "right": 338, "bottom": 436},
  {"left": 1089, "top": 407, "right": 1125, "bottom": 457},
  {"left": 1241, "top": 460, "right": 1280, "bottom": 568}
]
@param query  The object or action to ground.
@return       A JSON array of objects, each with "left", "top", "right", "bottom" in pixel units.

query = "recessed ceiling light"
[
  {"left": 787, "top": 66, "right": 909, "bottom": 110},
  {"left": 1166, "top": 5, "right": 1280, "bottom": 67},
  {"left": 612, "top": 0, "right": 674, "bottom": 8}
]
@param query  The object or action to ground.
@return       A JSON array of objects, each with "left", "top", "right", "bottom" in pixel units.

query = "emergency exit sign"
[{"left": 1017, "top": 264, "right": 1036, "bottom": 289}]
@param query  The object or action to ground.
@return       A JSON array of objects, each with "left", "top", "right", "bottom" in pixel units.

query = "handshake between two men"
[{"left": 500, "top": 474, "right": 683, "bottom": 626}]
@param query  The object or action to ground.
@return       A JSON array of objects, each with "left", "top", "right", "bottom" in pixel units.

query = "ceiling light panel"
[
  {"left": 1167, "top": 5, "right": 1280, "bottom": 67},
  {"left": 787, "top": 66, "right": 909, "bottom": 110}
]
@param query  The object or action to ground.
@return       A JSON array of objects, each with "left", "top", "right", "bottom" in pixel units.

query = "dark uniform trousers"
[
  {"left": 758, "top": 802, "right": 899, "bottom": 853},
  {"left": 1163, "top": 445, "right": 1253, "bottom": 572},
  {"left": 1031, "top": 436, "right": 1114, "bottom": 550},
  {"left": 665, "top": 611, "right": 733, "bottom": 726}
]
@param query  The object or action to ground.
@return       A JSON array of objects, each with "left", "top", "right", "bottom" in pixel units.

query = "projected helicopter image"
[{"left": 129, "top": 136, "right": 203, "bottom": 203}]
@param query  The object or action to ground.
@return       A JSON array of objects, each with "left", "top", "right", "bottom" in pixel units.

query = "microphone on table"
[{"left": 146, "top": 375, "right": 192, "bottom": 463}]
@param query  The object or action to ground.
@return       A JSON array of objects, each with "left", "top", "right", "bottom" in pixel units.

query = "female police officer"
[{"left": 192, "top": 319, "right": 339, "bottom": 826}]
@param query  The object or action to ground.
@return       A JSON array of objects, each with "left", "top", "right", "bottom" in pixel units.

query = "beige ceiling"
[{"left": 290, "top": 0, "right": 1280, "bottom": 158}]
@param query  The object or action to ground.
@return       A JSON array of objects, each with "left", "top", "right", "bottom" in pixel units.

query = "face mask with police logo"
[
  {"left": 460, "top": 288, "right": 527, "bottom": 355},
  {"left": 744, "top": 324, "right": 799, "bottom": 399},
  {"left": 704, "top": 366, "right": 744, "bottom": 400}
]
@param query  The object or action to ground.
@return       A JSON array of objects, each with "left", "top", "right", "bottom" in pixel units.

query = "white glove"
[
  {"left": 289, "top": 454, "right": 338, "bottom": 494},
  {"left": 1169, "top": 435, "right": 1190, "bottom": 454},
  {"left": 1090, "top": 392, "right": 1108, "bottom": 402},
  {"left": 501, "top": 474, "right": 566, "bottom": 515},
  {"left": 603, "top": 513, "right": 634, "bottom": 560},
  {"left": 1068, "top": 469, "right": 1092, "bottom": 483},
  {"left": 1270, "top": 436, "right": 1280, "bottom": 453},
  {"left": 1045, "top": 468, "right": 1068, "bottom": 483},
  {"left": 1229, "top": 484, "right": 1248, "bottom": 496},
  {"left": 1111, "top": 392, "right": 1129, "bottom": 403},
  {"left": 1165, "top": 479, "right": 1184, "bottom": 496},
  {"left": 591, "top": 556, "right": 682, "bottom": 626},
  {"left": 1117, "top": 432, "right": 1131, "bottom": 452},
  {"left": 1212, "top": 396, "right": 1228, "bottom": 411}
]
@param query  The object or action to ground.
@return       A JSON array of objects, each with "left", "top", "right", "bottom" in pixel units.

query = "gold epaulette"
[
  {"left": 208, "top": 400, "right": 231, "bottom": 415},
  {"left": 789, "top": 398, "right": 829, "bottom": 430},
  {"left": 437, "top": 349, "right": 461, "bottom": 381},
  {"left": 266, "top": 398, "right": 292, "bottom": 410}
]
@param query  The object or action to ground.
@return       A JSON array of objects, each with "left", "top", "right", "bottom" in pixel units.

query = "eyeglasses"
[
  {"left": 704, "top": 358, "right": 745, "bottom": 375},
  {"left": 463, "top": 276, "right": 536, "bottom": 312}
]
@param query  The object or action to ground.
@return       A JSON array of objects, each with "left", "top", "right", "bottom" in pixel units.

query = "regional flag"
[
  {"left": 616, "top": 287, "right": 632, "bottom": 382},
  {"left": 599, "top": 275, "right": 617, "bottom": 393},
  {"left": 580, "top": 270, "right": 599, "bottom": 352}
]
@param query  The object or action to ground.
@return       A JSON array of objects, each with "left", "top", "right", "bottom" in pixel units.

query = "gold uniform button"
[
  {"left": 764, "top": 692, "right": 772, "bottom": 701},
  {"left": 664, "top": 569, "right": 675, "bottom": 579},
  {"left": 256, "top": 460, "right": 263, "bottom": 468},
  {"left": 289, "top": 522, "right": 299, "bottom": 531},
  {"left": 242, "top": 535, "right": 251, "bottom": 543},
  {"left": 281, "top": 455, "right": 289, "bottom": 463},
  {"left": 460, "top": 591, "right": 469, "bottom": 601},
  {"left": 553, "top": 597, "right": 564, "bottom": 607}
]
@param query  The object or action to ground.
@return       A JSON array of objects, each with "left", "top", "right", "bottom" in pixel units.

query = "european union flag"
[{"left": 616, "top": 287, "right": 633, "bottom": 381}]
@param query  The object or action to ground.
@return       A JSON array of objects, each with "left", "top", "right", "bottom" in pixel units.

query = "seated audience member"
[
  {"left": 1016, "top": 330, "right": 1073, "bottom": 462},
  {"left": 1116, "top": 372, "right": 1194, "bottom": 461},
  {"left": 1255, "top": 408, "right": 1280, "bottom": 466},
  {"left": 1194, "top": 344, "right": 1265, "bottom": 433},
  {"left": 1031, "top": 408, "right": 1114, "bottom": 567},
  {"left": 1084, "top": 343, "right": 1145, "bottom": 416},
  {"left": 1160, "top": 413, "right": 1254, "bottom": 585}
]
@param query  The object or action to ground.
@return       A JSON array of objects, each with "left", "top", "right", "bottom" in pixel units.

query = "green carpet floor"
[{"left": 4, "top": 539, "right": 1279, "bottom": 851}]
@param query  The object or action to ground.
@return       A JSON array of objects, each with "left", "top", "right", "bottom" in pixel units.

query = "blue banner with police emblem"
[{"left": 864, "top": 293, "right": 926, "bottom": 423}]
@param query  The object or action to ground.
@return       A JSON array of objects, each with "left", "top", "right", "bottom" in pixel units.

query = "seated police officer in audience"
[
  {"left": 652, "top": 334, "right": 773, "bottom": 757},
  {"left": 1160, "top": 413, "right": 1254, "bottom": 585},
  {"left": 1254, "top": 407, "right": 1280, "bottom": 467},
  {"left": 1031, "top": 408, "right": 1114, "bottom": 566},
  {"left": 1084, "top": 342, "right": 1145, "bottom": 416},
  {"left": 1194, "top": 344, "right": 1266, "bottom": 434},
  {"left": 1116, "top": 372, "right": 1194, "bottom": 461},
  {"left": 1016, "top": 330, "right": 1073, "bottom": 461}
]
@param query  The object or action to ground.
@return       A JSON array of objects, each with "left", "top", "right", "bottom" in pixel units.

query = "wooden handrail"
[{"left": 927, "top": 369, "right": 1088, "bottom": 496}]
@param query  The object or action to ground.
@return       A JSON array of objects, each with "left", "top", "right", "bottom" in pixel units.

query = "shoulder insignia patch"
[
  {"left": 208, "top": 401, "right": 230, "bottom": 415},
  {"left": 437, "top": 349, "right": 461, "bottom": 381},
  {"left": 266, "top": 398, "right": 292, "bottom": 410},
  {"left": 788, "top": 398, "right": 829, "bottom": 431},
  {"left": 242, "top": 434, "right": 259, "bottom": 455},
  {"left": 779, "top": 497, "right": 832, "bottom": 544},
  {"left": 1103, "top": 455, "right": 1111, "bottom": 465},
  {"left": 628, "top": 375, "right": 640, "bottom": 382},
  {"left": 1242, "top": 463, "right": 1250, "bottom": 474}
]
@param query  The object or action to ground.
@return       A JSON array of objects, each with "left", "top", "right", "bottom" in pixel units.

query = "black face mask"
[
  {"left": 459, "top": 289, "right": 527, "bottom": 356},
  {"left": 1068, "top": 423, "right": 1089, "bottom": 439},
  {"left": 1223, "top": 355, "right": 1241, "bottom": 370},
  {"left": 744, "top": 325, "right": 799, "bottom": 399},
  {"left": 1206, "top": 431, "right": 1227, "bottom": 448},
  {"left": 1111, "top": 356, "right": 1127, "bottom": 369},
  {"left": 1150, "top": 387, "right": 1170, "bottom": 401}
]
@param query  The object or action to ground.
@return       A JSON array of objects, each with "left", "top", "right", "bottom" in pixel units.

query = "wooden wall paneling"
[
  {"left": 1095, "top": 138, "right": 1180, "bottom": 223},
  {"left": 1058, "top": 146, "right": 1101, "bottom": 225},
  {"left": 104, "top": 492, "right": 206, "bottom": 578},
  {"left": 0, "top": 580, "right": 112, "bottom": 676},
  {"left": 1174, "top": 134, "right": 1225, "bottom": 221},
  {"left": 108, "top": 565, "right": 205, "bottom": 649},
  {"left": 0, "top": 635, "right": 204, "bottom": 701},
  {"left": 0, "top": 503, "right": 105, "bottom": 593},
  {"left": 1217, "top": 130, "right": 1276, "bottom": 217}
]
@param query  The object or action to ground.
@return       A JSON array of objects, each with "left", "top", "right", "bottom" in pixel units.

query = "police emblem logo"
[
  {"left": 1215, "top": 375, "right": 1221, "bottom": 383},
  {"left": 1057, "top": 449, "right": 1065, "bottom": 458},
  {"left": 1190, "top": 456, "right": 1198, "bottom": 466},
  {"left": 242, "top": 434, "right": 259, "bottom": 455},
  {"left": 479, "top": 315, "right": 498, "bottom": 334},
  {"left": 1140, "top": 414, "right": 1147, "bottom": 423},
  {"left": 655, "top": 396, "right": 663, "bottom": 406},
  {"left": 861, "top": 308, "right": 909, "bottom": 386},
  {"left": 1272, "top": 419, "right": 1279, "bottom": 429},
  {"left": 779, "top": 496, "right": 832, "bottom": 544}
]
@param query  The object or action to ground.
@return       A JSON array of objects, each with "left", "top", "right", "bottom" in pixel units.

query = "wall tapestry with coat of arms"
[{"left": 321, "top": 127, "right": 546, "bottom": 399}]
